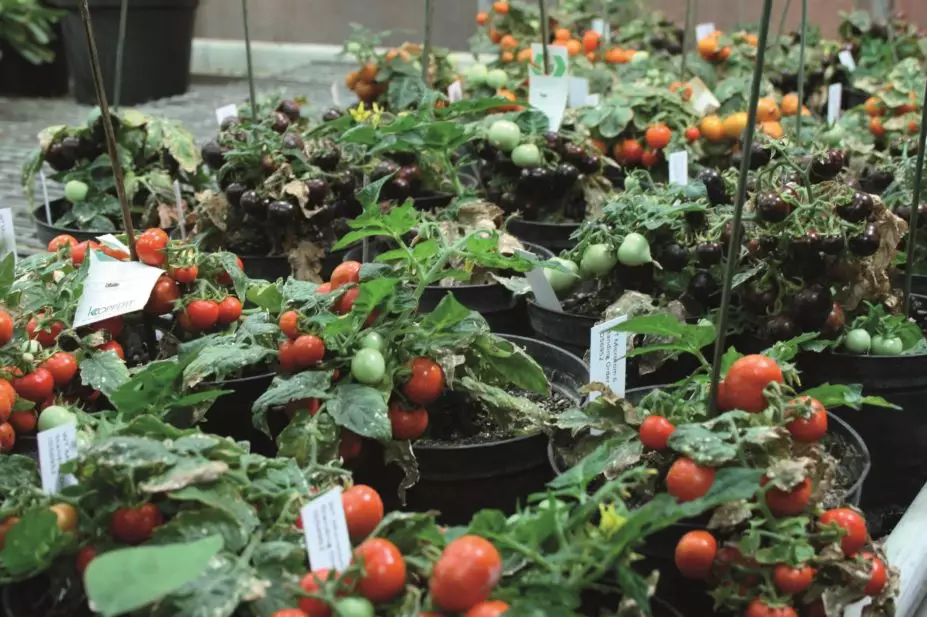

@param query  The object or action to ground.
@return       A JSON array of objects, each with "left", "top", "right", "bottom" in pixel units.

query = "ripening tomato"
[
  {"left": 272, "top": 610, "right": 311, "bottom": 617},
  {"left": 317, "top": 282, "right": 333, "bottom": 294},
  {"left": 27, "top": 315, "right": 64, "bottom": 348},
  {"left": 785, "top": 396, "right": 828, "bottom": 442},
  {"left": 674, "top": 530, "right": 717, "bottom": 579},
  {"left": 96, "top": 340, "right": 125, "bottom": 360},
  {"left": 0, "top": 309, "right": 12, "bottom": 347},
  {"left": 342, "top": 485, "right": 384, "bottom": 542},
  {"left": 861, "top": 552, "right": 887, "bottom": 595},
  {"left": 722, "top": 355, "right": 783, "bottom": 412},
  {"left": 280, "top": 310, "right": 302, "bottom": 340},
  {"left": 42, "top": 352, "right": 79, "bottom": 387},
  {"left": 170, "top": 264, "right": 199, "bottom": 284},
  {"left": 641, "top": 149, "right": 661, "bottom": 168},
  {"left": 355, "top": 538, "right": 406, "bottom": 603},
  {"left": 430, "top": 535, "right": 502, "bottom": 613},
  {"left": 614, "top": 139, "right": 644, "bottom": 165},
  {"left": 298, "top": 569, "right": 335, "bottom": 617},
  {"left": 292, "top": 335, "right": 326, "bottom": 368},
  {"left": 13, "top": 368, "right": 55, "bottom": 403},
  {"left": 185, "top": 300, "right": 220, "bottom": 331},
  {"left": 744, "top": 599, "right": 798, "bottom": 617},
  {"left": 402, "top": 358, "right": 445, "bottom": 405},
  {"left": 819, "top": 508, "right": 868, "bottom": 556},
  {"left": 762, "top": 476, "right": 811, "bottom": 517},
  {"left": 217, "top": 297, "right": 243, "bottom": 325},
  {"left": 136, "top": 228, "right": 169, "bottom": 267},
  {"left": 50, "top": 503, "right": 78, "bottom": 532},
  {"left": 666, "top": 457, "right": 715, "bottom": 502},
  {"left": 773, "top": 563, "right": 814, "bottom": 594},
  {"left": 216, "top": 256, "right": 244, "bottom": 285},
  {"left": 92, "top": 315, "right": 125, "bottom": 337},
  {"left": 331, "top": 261, "right": 363, "bottom": 289},
  {"left": 0, "top": 422, "right": 13, "bottom": 453},
  {"left": 9, "top": 411, "right": 35, "bottom": 434},
  {"left": 279, "top": 340, "right": 299, "bottom": 373},
  {"left": 70, "top": 240, "right": 100, "bottom": 266},
  {"left": 48, "top": 234, "right": 78, "bottom": 252},
  {"left": 645, "top": 123, "right": 672, "bottom": 149},
  {"left": 685, "top": 127, "right": 701, "bottom": 142},
  {"left": 0, "top": 391, "right": 9, "bottom": 423},
  {"left": 0, "top": 379, "right": 15, "bottom": 407},
  {"left": 146, "top": 276, "right": 180, "bottom": 315},
  {"left": 639, "top": 415, "right": 675, "bottom": 450},
  {"left": 388, "top": 404, "right": 428, "bottom": 440},
  {"left": 335, "top": 288, "right": 360, "bottom": 315},
  {"left": 464, "top": 601, "right": 510, "bottom": 617},
  {"left": 76, "top": 546, "right": 97, "bottom": 575},
  {"left": 110, "top": 503, "right": 164, "bottom": 544}
]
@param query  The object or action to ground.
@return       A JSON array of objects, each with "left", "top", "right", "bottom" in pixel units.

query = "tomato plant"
[
  {"left": 674, "top": 530, "right": 717, "bottom": 580},
  {"left": 355, "top": 538, "right": 406, "bottom": 603},
  {"left": 666, "top": 457, "right": 715, "bottom": 502},
  {"left": 342, "top": 484, "right": 384, "bottom": 541},
  {"left": 402, "top": 358, "right": 444, "bottom": 404}
]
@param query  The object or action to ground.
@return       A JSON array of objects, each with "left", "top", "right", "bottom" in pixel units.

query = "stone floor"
[{"left": 0, "top": 62, "right": 346, "bottom": 254}]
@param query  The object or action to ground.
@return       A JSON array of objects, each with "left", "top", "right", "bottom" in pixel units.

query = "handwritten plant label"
[
  {"left": 72, "top": 253, "right": 165, "bottom": 328},
  {"left": 300, "top": 488, "right": 352, "bottom": 571},
  {"left": 696, "top": 23, "right": 716, "bottom": 42},
  {"left": 838, "top": 50, "right": 856, "bottom": 71},
  {"left": 517, "top": 250, "right": 563, "bottom": 312},
  {"left": 589, "top": 314, "right": 629, "bottom": 400},
  {"left": 38, "top": 423, "right": 78, "bottom": 494},
  {"left": 529, "top": 44, "right": 569, "bottom": 131},
  {"left": 668, "top": 151, "right": 689, "bottom": 186},
  {"left": 215, "top": 104, "right": 238, "bottom": 125},
  {"left": 827, "top": 83, "right": 843, "bottom": 125},
  {"left": 448, "top": 80, "right": 464, "bottom": 103},
  {"left": 688, "top": 78, "right": 720, "bottom": 115},
  {"left": 568, "top": 77, "right": 590, "bottom": 109},
  {"left": 0, "top": 208, "right": 15, "bottom": 266}
]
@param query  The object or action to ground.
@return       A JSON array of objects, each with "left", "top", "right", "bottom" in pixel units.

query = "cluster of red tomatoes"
[{"left": 277, "top": 484, "right": 507, "bottom": 617}]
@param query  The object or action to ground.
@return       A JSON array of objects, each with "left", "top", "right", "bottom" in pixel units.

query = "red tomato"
[
  {"left": 666, "top": 458, "right": 715, "bottom": 502},
  {"left": 389, "top": 404, "right": 428, "bottom": 440},
  {"left": 723, "top": 355, "right": 783, "bottom": 412},
  {"left": 177, "top": 311, "right": 195, "bottom": 332},
  {"left": 616, "top": 139, "right": 644, "bottom": 165},
  {"left": 216, "top": 256, "right": 244, "bottom": 285},
  {"left": 819, "top": 508, "right": 868, "bottom": 556},
  {"left": 42, "top": 352, "right": 79, "bottom": 387},
  {"left": 464, "top": 601, "right": 510, "bottom": 617},
  {"left": 170, "top": 264, "right": 199, "bottom": 284},
  {"left": 298, "top": 569, "right": 335, "bottom": 617},
  {"left": 0, "top": 422, "right": 14, "bottom": 453},
  {"left": 355, "top": 538, "right": 406, "bottom": 603},
  {"left": 335, "top": 288, "right": 359, "bottom": 315},
  {"left": 430, "top": 535, "right": 502, "bottom": 612},
  {"left": 92, "top": 315, "right": 125, "bottom": 337},
  {"left": 674, "top": 530, "right": 717, "bottom": 579},
  {"left": 100, "top": 245, "right": 130, "bottom": 261},
  {"left": 272, "top": 610, "right": 311, "bottom": 617},
  {"left": 0, "top": 310, "right": 11, "bottom": 347},
  {"left": 861, "top": 552, "right": 887, "bottom": 595},
  {"left": 27, "top": 315, "right": 64, "bottom": 348},
  {"left": 639, "top": 415, "right": 675, "bottom": 450},
  {"left": 331, "top": 261, "right": 363, "bottom": 289},
  {"left": 109, "top": 503, "right": 164, "bottom": 544},
  {"left": 279, "top": 310, "right": 302, "bottom": 340},
  {"left": 12, "top": 368, "right": 55, "bottom": 403},
  {"left": 292, "top": 335, "right": 326, "bottom": 368},
  {"left": 762, "top": 476, "right": 811, "bottom": 517},
  {"left": 136, "top": 229, "right": 169, "bottom": 267},
  {"left": 773, "top": 564, "right": 815, "bottom": 593},
  {"left": 340, "top": 429, "right": 362, "bottom": 460},
  {"left": 645, "top": 123, "right": 672, "bottom": 149},
  {"left": 317, "top": 282, "right": 333, "bottom": 294},
  {"left": 146, "top": 276, "right": 180, "bottom": 315},
  {"left": 641, "top": 149, "right": 661, "bottom": 168},
  {"left": 402, "top": 358, "right": 445, "bottom": 405},
  {"left": 0, "top": 391, "right": 9, "bottom": 423},
  {"left": 48, "top": 234, "right": 78, "bottom": 252},
  {"left": 342, "top": 485, "right": 384, "bottom": 541},
  {"left": 685, "top": 127, "right": 701, "bottom": 142},
  {"left": 286, "top": 398, "right": 321, "bottom": 418},
  {"left": 0, "top": 379, "right": 15, "bottom": 408},
  {"left": 70, "top": 240, "right": 100, "bottom": 266},
  {"left": 279, "top": 340, "right": 299, "bottom": 373},
  {"left": 185, "top": 300, "right": 220, "bottom": 331},
  {"left": 217, "top": 297, "right": 243, "bottom": 325},
  {"left": 785, "top": 396, "right": 828, "bottom": 442},
  {"left": 744, "top": 599, "right": 798, "bottom": 617},
  {"left": 96, "top": 340, "right": 125, "bottom": 360},
  {"left": 76, "top": 545, "right": 97, "bottom": 575}
]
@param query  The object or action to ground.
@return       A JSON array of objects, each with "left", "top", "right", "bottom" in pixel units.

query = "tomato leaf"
[
  {"left": 799, "top": 383, "right": 900, "bottom": 410},
  {"left": 280, "top": 278, "right": 320, "bottom": 307},
  {"left": 667, "top": 424, "right": 738, "bottom": 465},
  {"left": 325, "top": 383, "right": 390, "bottom": 439},
  {"left": 182, "top": 344, "right": 276, "bottom": 388},
  {"left": 251, "top": 371, "right": 334, "bottom": 434},
  {"left": 466, "top": 335, "right": 549, "bottom": 395},
  {"left": 80, "top": 350, "right": 130, "bottom": 398},
  {"left": 421, "top": 294, "right": 472, "bottom": 330},
  {"left": 150, "top": 509, "right": 249, "bottom": 553},
  {"left": 277, "top": 410, "right": 340, "bottom": 465},
  {"left": 548, "top": 433, "right": 640, "bottom": 489},
  {"left": 0, "top": 455, "right": 40, "bottom": 493},
  {"left": 217, "top": 251, "right": 249, "bottom": 302},
  {"left": 1, "top": 509, "right": 69, "bottom": 577}
]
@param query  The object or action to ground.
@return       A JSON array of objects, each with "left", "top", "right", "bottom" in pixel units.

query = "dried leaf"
[
  {"left": 140, "top": 461, "right": 229, "bottom": 492},
  {"left": 764, "top": 457, "right": 812, "bottom": 490},
  {"left": 283, "top": 180, "right": 309, "bottom": 209},
  {"left": 708, "top": 500, "right": 753, "bottom": 529},
  {"left": 288, "top": 240, "right": 325, "bottom": 282},
  {"left": 456, "top": 201, "right": 504, "bottom": 229},
  {"left": 194, "top": 190, "right": 228, "bottom": 233}
]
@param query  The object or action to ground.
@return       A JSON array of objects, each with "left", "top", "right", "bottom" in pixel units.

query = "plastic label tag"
[
  {"left": 529, "top": 44, "right": 570, "bottom": 132},
  {"left": 589, "top": 314, "right": 629, "bottom": 400},
  {"left": 568, "top": 77, "right": 590, "bottom": 108},
  {"left": 668, "top": 151, "right": 689, "bottom": 186},
  {"left": 72, "top": 254, "right": 166, "bottom": 328},
  {"left": 331, "top": 82, "right": 344, "bottom": 107},
  {"left": 518, "top": 250, "right": 563, "bottom": 312},
  {"left": 38, "top": 423, "right": 78, "bottom": 494},
  {"left": 688, "top": 78, "right": 720, "bottom": 115},
  {"left": 300, "top": 487, "right": 352, "bottom": 571},
  {"left": 838, "top": 50, "right": 856, "bottom": 71},
  {"left": 448, "top": 80, "right": 463, "bottom": 103},
  {"left": 215, "top": 104, "right": 238, "bottom": 125},
  {"left": 529, "top": 43, "right": 569, "bottom": 78},
  {"left": 0, "top": 208, "right": 15, "bottom": 266},
  {"left": 586, "top": 94, "right": 601, "bottom": 106},
  {"left": 696, "top": 23, "right": 716, "bottom": 42},
  {"left": 591, "top": 19, "right": 611, "bottom": 43},
  {"left": 95, "top": 234, "right": 130, "bottom": 255},
  {"left": 39, "top": 171, "right": 53, "bottom": 225},
  {"left": 827, "top": 83, "right": 843, "bottom": 125}
]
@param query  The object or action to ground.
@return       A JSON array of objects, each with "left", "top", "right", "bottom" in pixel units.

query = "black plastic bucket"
[
  {"left": 0, "top": 27, "right": 69, "bottom": 98},
  {"left": 199, "top": 372, "right": 276, "bottom": 457},
  {"left": 2, "top": 575, "right": 91, "bottom": 617},
  {"left": 33, "top": 202, "right": 114, "bottom": 246},
  {"left": 507, "top": 217, "right": 580, "bottom": 252},
  {"left": 352, "top": 334, "right": 587, "bottom": 524},
  {"left": 412, "top": 191, "right": 454, "bottom": 211},
  {"left": 239, "top": 254, "right": 290, "bottom": 282},
  {"left": 52, "top": 0, "right": 198, "bottom": 105}
]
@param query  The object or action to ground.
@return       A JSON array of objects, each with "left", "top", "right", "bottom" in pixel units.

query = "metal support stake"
[
  {"left": 241, "top": 0, "right": 258, "bottom": 119},
  {"left": 538, "top": 0, "right": 550, "bottom": 74},
  {"left": 795, "top": 0, "right": 807, "bottom": 145}
]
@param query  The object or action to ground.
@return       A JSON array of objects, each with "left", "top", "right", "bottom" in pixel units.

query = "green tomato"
[
  {"left": 351, "top": 348, "right": 385, "bottom": 385},
  {"left": 38, "top": 405, "right": 77, "bottom": 432},
  {"left": 543, "top": 258, "right": 580, "bottom": 294},
  {"left": 580, "top": 244, "right": 618, "bottom": 277},
  {"left": 487, "top": 120, "right": 522, "bottom": 152},
  {"left": 335, "top": 598, "right": 375, "bottom": 617},
  {"left": 465, "top": 63, "right": 489, "bottom": 85},
  {"left": 871, "top": 335, "right": 903, "bottom": 356},
  {"left": 485, "top": 68, "right": 508, "bottom": 89},
  {"left": 64, "top": 180, "right": 88, "bottom": 203},
  {"left": 630, "top": 50, "right": 650, "bottom": 63},
  {"left": 617, "top": 232, "right": 652, "bottom": 266},
  {"left": 511, "top": 143, "right": 541, "bottom": 168},
  {"left": 843, "top": 329, "right": 871, "bottom": 354},
  {"left": 360, "top": 331, "right": 385, "bottom": 352}
]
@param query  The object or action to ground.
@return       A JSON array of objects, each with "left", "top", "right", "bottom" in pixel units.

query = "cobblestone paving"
[{"left": 0, "top": 62, "right": 346, "bottom": 255}]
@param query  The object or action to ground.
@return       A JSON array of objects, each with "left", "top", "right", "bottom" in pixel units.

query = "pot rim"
[
  {"left": 32, "top": 203, "right": 113, "bottom": 236},
  {"left": 526, "top": 297, "right": 598, "bottom": 324},
  {"left": 508, "top": 218, "right": 582, "bottom": 230}
]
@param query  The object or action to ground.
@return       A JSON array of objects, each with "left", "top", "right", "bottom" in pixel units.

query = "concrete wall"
[{"left": 193, "top": 0, "right": 925, "bottom": 50}]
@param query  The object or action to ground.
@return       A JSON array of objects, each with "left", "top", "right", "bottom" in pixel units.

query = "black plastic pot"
[
  {"left": 239, "top": 254, "right": 291, "bottom": 282},
  {"left": 352, "top": 334, "right": 588, "bottom": 524},
  {"left": 507, "top": 218, "right": 580, "bottom": 252},
  {"left": 199, "top": 372, "right": 276, "bottom": 457},
  {"left": 796, "top": 348, "right": 927, "bottom": 528},
  {"left": 412, "top": 191, "right": 454, "bottom": 211},
  {"left": 52, "top": 0, "right": 198, "bottom": 105},
  {"left": 0, "top": 24, "right": 69, "bottom": 98},
  {"left": 2, "top": 575, "right": 91, "bottom": 617},
  {"left": 33, "top": 201, "right": 113, "bottom": 246}
]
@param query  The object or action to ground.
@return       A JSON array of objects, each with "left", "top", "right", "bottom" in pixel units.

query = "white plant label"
[
  {"left": 447, "top": 80, "right": 463, "bottom": 103},
  {"left": 589, "top": 314, "right": 629, "bottom": 400},
  {"left": 0, "top": 208, "right": 16, "bottom": 266},
  {"left": 300, "top": 487, "right": 352, "bottom": 572},
  {"left": 38, "top": 423, "right": 78, "bottom": 494},
  {"left": 827, "top": 83, "right": 843, "bottom": 125},
  {"left": 688, "top": 78, "right": 720, "bottom": 115},
  {"left": 529, "top": 43, "right": 570, "bottom": 132},
  {"left": 517, "top": 250, "right": 563, "bottom": 312},
  {"left": 568, "top": 77, "right": 590, "bottom": 109},
  {"left": 695, "top": 23, "right": 716, "bottom": 42},
  {"left": 838, "top": 50, "right": 857, "bottom": 71},
  {"left": 72, "top": 254, "right": 166, "bottom": 328},
  {"left": 586, "top": 94, "right": 601, "bottom": 106},
  {"left": 668, "top": 151, "right": 689, "bottom": 186},
  {"left": 591, "top": 19, "right": 611, "bottom": 43},
  {"left": 331, "top": 82, "right": 344, "bottom": 107},
  {"left": 95, "top": 234, "right": 130, "bottom": 255},
  {"left": 215, "top": 104, "right": 238, "bottom": 125},
  {"left": 39, "top": 171, "right": 52, "bottom": 224}
]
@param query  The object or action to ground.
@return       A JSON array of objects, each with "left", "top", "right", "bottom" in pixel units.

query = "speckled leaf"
[
  {"left": 326, "top": 383, "right": 390, "bottom": 439},
  {"left": 163, "top": 121, "right": 202, "bottom": 173},
  {"left": 667, "top": 424, "right": 737, "bottom": 466},
  {"left": 251, "top": 371, "right": 333, "bottom": 433},
  {"left": 150, "top": 510, "right": 249, "bottom": 554},
  {"left": 152, "top": 553, "right": 263, "bottom": 617},
  {"left": 183, "top": 344, "right": 275, "bottom": 388},
  {"left": 119, "top": 109, "right": 148, "bottom": 128},
  {"left": 80, "top": 351, "right": 130, "bottom": 398}
]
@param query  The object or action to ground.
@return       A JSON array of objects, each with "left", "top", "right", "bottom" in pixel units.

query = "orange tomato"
[
  {"left": 780, "top": 93, "right": 799, "bottom": 116},
  {"left": 759, "top": 121, "right": 783, "bottom": 139},
  {"left": 864, "top": 96, "right": 885, "bottom": 117},
  {"left": 476, "top": 11, "right": 489, "bottom": 25},
  {"left": 743, "top": 32, "right": 758, "bottom": 46},
  {"left": 565, "top": 39, "right": 583, "bottom": 56},
  {"left": 604, "top": 47, "right": 624, "bottom": 64},
  {"left": 722, "top": 112, "right": 749, "bottom": 140},
  {"left": 582, "top": 30, "right": 600, "bottom": 52},
  {"left": 801, "top": 105, "right": 812, "bottom": 116},
  {"left": 625, "top": 49, "right": 637, "bottom": 61},
  {"left": 700, "top": 114, "right": 726, "bottom": 142},
  {"left": 697, "top": 33, "right": 720, "bottom": 60},
  {"left": 489, "top": 29, "right": 502, "bottom": 44},
  {"left": 755, "top": 97, "right": 780, "bottom": 122},
  {"left": 345, "top": 71, "right": 360, "bottom": 91},
  {"left": 354, "top": 82, "right": 377, "bottom": 102},
  {"left": 359, "top": 63, "right": 377, "bottom": 82},
  {"left": 669, "top": 81, "right": 692, "bottom": 101},
  {"left": 500, "top": 51, "right": 515, "bottom": 63},
  {"left": 554, "top": 28, "right": 571, "bottom": 41},
  {"left": 492, "top": 1, "right": 509, "bottom": 13},
  {"left": 716, "top": 45, "right": 731, "bottom": 61},
  {"left": 590, "top": 138, "right": 608, "bottom": 154},
  {"left": 869, "top": 116, "right": 886, "bottom": 137},
  {"left": 517, "top": 48, "right": 533, "bottom": 63},
  {"left": 499, "top": 34, "right": 517, "bottom": 50},
  {"left": 585, "top": 51, "right": 598, "bottom": 62}
]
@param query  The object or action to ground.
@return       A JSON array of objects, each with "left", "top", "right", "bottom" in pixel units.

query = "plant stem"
[
  {"left": 421, "top": 0, "right": 434, "bottom": 84},
  {"left": 113, "top": 0, "right": 128, "bottom": 108},
  {"left": 707, "top": 0, "right": 774, "bottom": 416},
  {"left": 902, "top": 78, "right": 927, "bottom": 317},
  {"left": 681, "top": 0, "right": 693, "bottom": 81},
  {"left": 76, "top": 0, "right": 137, "bottom": 260},
  {"left": 538, "top": 0, "right": 551, "bottom": 74},
  {"left": 241, "top": 0, "right": 258, "bottom": 119},
  {"left": 795, "top": 0, "right": 807, "bottom": 145}
]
